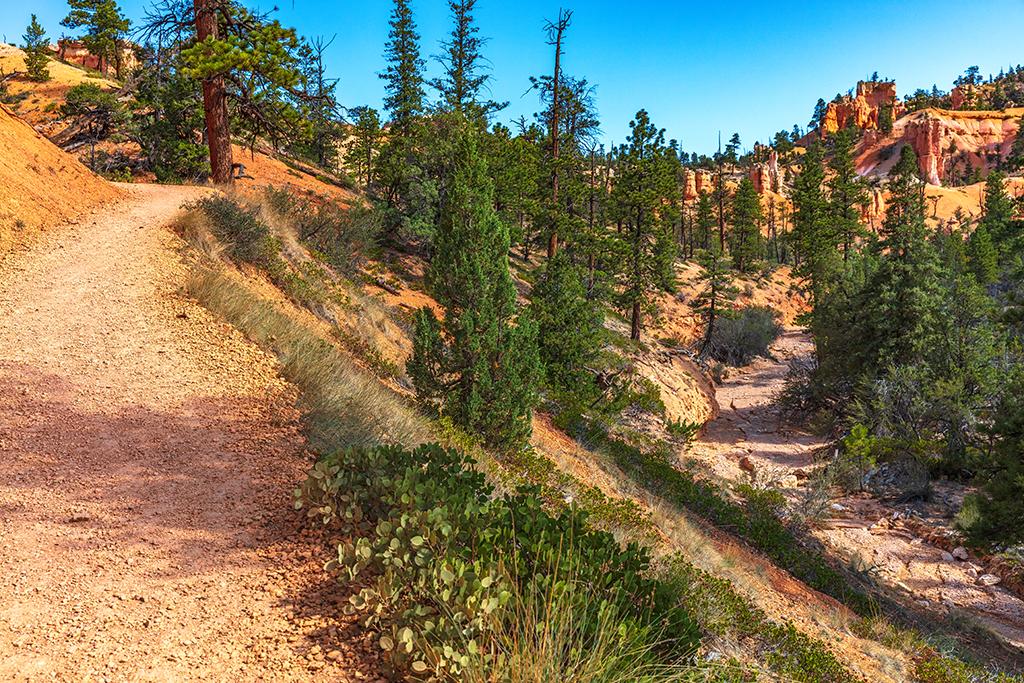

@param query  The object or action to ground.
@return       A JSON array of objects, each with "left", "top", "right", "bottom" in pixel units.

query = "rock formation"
[
  {"left": 823, "top": 81, "right": 904, "bottom": 136},
  {"left": 748, "top": 149, "right": 779, "bottom": 194},
  {"left": 950, "top": 84, "right": 978, "bottom": 110},
  {"left": 682, "top": 168, "right": 714, "bottom": 200},
  {"left": 857, "top": 107, "right": 1023, "bottom": 186},
  {"left": 52, "top": 39, "right": 138, "bottom": 76}
]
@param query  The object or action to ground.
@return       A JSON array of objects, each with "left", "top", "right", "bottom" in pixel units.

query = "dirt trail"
[
  {"left": 686, "top": 327, "right": 1024, "bottom": 654},
  {"left": 0, "top": 184, "right": 377, "bottom": 681}
]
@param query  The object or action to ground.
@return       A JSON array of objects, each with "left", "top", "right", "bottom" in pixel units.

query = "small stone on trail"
[
  {"left": 952, "top": 546, "right": 969, "bottom": 561},
  {"left": 977, "top": 574, "right": 1001, "bottom": 587}
]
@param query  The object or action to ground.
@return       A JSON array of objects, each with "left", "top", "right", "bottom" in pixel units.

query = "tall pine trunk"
[
  {"left": 546, "top": 12, "right": 568, "bottom": 259},
  {"left": 195, "top": 0, "right": 233, "bottom": 185}
]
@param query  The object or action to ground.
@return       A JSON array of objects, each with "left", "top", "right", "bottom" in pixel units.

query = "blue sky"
[{"left": 5, "top": 1, "right": 1024, "bottom": 155}]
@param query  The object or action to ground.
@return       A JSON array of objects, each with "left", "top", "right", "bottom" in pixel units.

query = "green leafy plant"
[{"left": 296, "top": 443, "right": 699, "bottom": 679}]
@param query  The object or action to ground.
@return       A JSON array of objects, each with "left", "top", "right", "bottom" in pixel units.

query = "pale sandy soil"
[
  {"left": 684, "top": 327, "right": 1024, "bottom": 653},
  {"left": 0, "top": 184, "right": 380, "bottom": 682}
]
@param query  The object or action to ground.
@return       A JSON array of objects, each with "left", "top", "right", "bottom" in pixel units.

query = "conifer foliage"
[
  {"left": 430, "top": 0, "right": 504, "bottom": 120},
  {"left": 530, "top": 253, "right": 604, "bottom": 395},
  {"left": 729, "top": 177, "right": 763, "bottom": 272},
  {"left": 61, "top": 0, "right": 130, "bottom": 78},
  {"left": 408, "top": 121, "right": 542, "bottom": 450},
  {"left": 22, "top": 15, "right": 51, "bottom": 83},
  {"left": 612, "top": 110, "right": 678, "bottom": 341},
  {"left": 380, "top": 0, "right": 425, "bottom": 131}
]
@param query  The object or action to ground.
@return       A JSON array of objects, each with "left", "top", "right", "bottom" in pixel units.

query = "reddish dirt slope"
[
  {"left": 232, "top": 145, "right": 357, "bottom": 205},
  {"left": 0, "top": 103, "right": 120, "bottom": 243}
]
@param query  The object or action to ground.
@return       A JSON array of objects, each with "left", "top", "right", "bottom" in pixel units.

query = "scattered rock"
[
  {"left": 952, "top": 547, "right": 969, "bottom": 561},
  {"left": 940, "top": 551, "right": 955, "bottom": 562},
  {"left": 863, "top": 459, "right": 930, "bottom": 502},
  {"left": 738, "top": 456, "right": 756, "bottom": 474},
  {"left": 829, "top": 503, "right": 847, "bottom": 512},
  {"left": 977, "top": 574, "right": 1001, "bottom": 587},
  {"left": 68, "top": 512, "right": 91, "bottom": 523}
]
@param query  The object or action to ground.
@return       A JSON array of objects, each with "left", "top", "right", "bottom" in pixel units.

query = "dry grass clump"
[{"left": 185, "top": 266, "right": 430, "bottom": 451}]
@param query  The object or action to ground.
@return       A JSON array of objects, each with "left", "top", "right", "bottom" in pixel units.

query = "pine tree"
[
  {"left": 22, "top": 15, "right": 51, "bottom": 83},
  {"left": 694, "top": 191, "right": 715, "bottom": 251},
  {"left": 859, "top": 146, "right": 945, "bottom": 371},
  {"left": 713, "top": 144, "right": 729, "bottom": 250},
  {"left": 540, "top": 9, "right": 572, "bottom": 259},
  {"left": 827, "top": 126, "right": 868, "bottom": 262},
  {"left": 878, "top": 104, "right": 894, "bottom": 134},
  {"left": 965, "top": 366, "right": 1024, "bottom": 548},
  {"left": 176, "top": 1, "right": 308, "bottom": 184},
  {"left": 530, "top": 253, "right": 603, "bottom": 395},
  {"left": 791, "top": 143, "right": 837, "bottom": 306},
  {"left": 729, "top": 177, "right": 763, "bottom": 272},
  {"left": 979, "top": 171, "right": 1015, "bottom": 250},
  {"left": 693, "top": 241, "right": 738, "bottom": 358},
  {"left": 724, "top": 132, "right": 741, "bottom": 164},
  {"left": 611, "top": 110, "right": 678, "bottom": 341},
  {"left": 810, "top": 97, "right": 828, "bottom": 131},
  {"left": 380, "top": 0, "right": 425, "bottom": 132},
  {"left": 376, "top": 0, "right": 433, "bottom": 239},
  {"left": 295, "top": 36, "right": 342, "bottom": 169},
  {"left": 967, "top": 224, "right": 999, "bottom": 285},
  {"left": 430, "top": 0, "right": 504, "bottom": 121},
  {"left": 346, "top": 106, "right": 382, "bottom": 189},
  {"left": 485, "top": 122, "right": 542, "bottom": 258},
  {"left": 61, "top": 0, "right": 130, "bottom": 78},
  {"left": 407, "top": 121, "right": 542, "bottom": 449},
  {"left": 132, "top": 42, "right": 208, "bottom": 182}
]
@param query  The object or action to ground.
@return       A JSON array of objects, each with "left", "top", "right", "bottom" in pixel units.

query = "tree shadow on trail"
[{"left": 0, "top": 360, "right": 310, "bottom": 578}]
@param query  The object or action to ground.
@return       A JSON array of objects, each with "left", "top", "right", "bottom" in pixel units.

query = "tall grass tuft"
[{"left": 465, "top": 565, "right": 699, "bottom": 683}]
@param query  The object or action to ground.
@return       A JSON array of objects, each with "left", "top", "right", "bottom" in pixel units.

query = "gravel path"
[{"left": 0, "top": 184, "right": 378, "bottom": 682}]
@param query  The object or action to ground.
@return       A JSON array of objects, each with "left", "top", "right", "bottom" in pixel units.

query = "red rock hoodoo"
[{"left": 823, "top": 81, "right": 904, "bottom": 135}]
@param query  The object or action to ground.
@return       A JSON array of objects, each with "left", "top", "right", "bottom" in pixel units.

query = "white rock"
[
  {"left": 977, "top": 574, "right": 1001, "bottom": 587},
  {"left": 829, "top": 503, "right": 847, "bottom": 512}
]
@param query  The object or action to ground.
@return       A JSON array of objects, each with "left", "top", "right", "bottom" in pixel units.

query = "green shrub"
[
  {"left": 666, "top": 418, "right": 703, "bottom": 445},
  {"left": 704, "top": 306, "right": 781, "bottom": 366},
  {"left": 297, "top": 443, "right": 699, "bottom": 679},
  {"left": 263, "top": 187, "right": 381, "bottom": 274},
  {"left": 666, "top": 560, "right": 856, "bottom": 682},
  {"left": 193, "top": 195, "right": 280, "bottom": 269},
  {"left": 914, "top": 656, "right": 1024, "bottom": 683}
]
